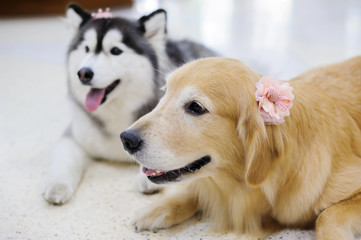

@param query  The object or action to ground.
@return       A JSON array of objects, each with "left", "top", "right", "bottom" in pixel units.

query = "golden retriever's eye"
[
  {"left": 110, "top": 47, "right": 122, "bottom": 55},
  {"left": 185, "top": 101, "right": 208, "bottom": 116}
]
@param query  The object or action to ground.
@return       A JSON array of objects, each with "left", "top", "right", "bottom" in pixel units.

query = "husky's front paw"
[
  {"left": 137, "top": 171, "right": 161, "bottom": 194},
  {"left": 43, "top": 182, "right": 74, "bottom": 205}
]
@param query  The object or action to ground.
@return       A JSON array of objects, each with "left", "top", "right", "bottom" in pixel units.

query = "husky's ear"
[
  {"left": 66, "top": 3, "right": 91, "bottom": 30},
  {"left": 138, "top": 9, "right": 167, "bottom": 47},
  {"left": 238, "top": 92, "right": 282, "bottom": 186}
]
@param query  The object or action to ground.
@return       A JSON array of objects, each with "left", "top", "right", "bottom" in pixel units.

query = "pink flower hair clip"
[
  {"left": 255, "top": 76, "right": 294, "bottom": 125},
  {"left": 92, "top": 8, "right": 112, "bottom": 19}
]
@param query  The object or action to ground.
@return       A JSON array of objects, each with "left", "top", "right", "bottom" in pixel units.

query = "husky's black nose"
[
  {"left": 77, "top": 67, "right": 94, "bottom": 84},
  {"left": 120, "top": 130, "right": 143, "bottom": 154}
]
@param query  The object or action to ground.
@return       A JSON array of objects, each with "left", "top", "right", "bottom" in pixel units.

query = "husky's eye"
[
  {"left": 110, "top": 47, "right": 122, "bottom": 55},
  {"left": 185, "top": 101, "right": 208, "bottom": 116},
  {"left": 85, "top": 46, "right": 89, "bottom": 53}
]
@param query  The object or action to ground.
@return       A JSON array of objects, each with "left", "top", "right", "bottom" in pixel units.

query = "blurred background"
[
  {"left": 1, "top": 0, "right": 361, "bottom": 79},
  {"left": 1, "top": 0, "right": 360, "bottom": 162},
  {"left": 0, "top": 0, "right": 360, "bottom": 239}
]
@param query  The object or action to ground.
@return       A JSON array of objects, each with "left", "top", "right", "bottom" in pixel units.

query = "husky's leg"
[
  {"left": 43, "top": 135, "right": 90, "bottom": 204},
  {"left": 137, "top": 166, "right": 161, "bottom": 194}
]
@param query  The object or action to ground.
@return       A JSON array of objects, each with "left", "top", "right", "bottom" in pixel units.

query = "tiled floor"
[{"left": 0, "top": 0, "right": 360, "bottom": 239}]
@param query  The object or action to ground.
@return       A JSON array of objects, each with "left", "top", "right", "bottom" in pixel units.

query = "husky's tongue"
[{"left": 85, "top": 88, "right": 106, "bottom": 112}]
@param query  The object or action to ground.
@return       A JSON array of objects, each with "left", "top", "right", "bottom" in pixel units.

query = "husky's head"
[{"left": 66, "top": 4, "right": 166, "bottom": 112}]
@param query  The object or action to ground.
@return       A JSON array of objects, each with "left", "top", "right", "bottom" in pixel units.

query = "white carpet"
[{"left": 1, "top": 0, "right": 361, "bottom": 239}]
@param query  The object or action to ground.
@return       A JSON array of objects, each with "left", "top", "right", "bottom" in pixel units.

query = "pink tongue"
[{"left": 85, "top": 88, "right": 106, "bottom": 112}]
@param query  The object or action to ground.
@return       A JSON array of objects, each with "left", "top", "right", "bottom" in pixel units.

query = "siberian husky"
[{"left": 43, "top": 3, "right": 216, "bottom": 204}]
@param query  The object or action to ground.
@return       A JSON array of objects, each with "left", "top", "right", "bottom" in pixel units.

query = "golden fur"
[{"left": 129, "top": 57, "right": 361, "bottom": 239}]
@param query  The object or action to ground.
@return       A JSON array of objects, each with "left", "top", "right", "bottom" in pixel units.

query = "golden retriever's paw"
[{"left": 132, "top": 206, "right": 175, "bottom": 232}]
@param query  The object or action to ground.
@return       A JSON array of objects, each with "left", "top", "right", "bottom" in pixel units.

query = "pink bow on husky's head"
[
  {"left": 255, "top": 76, "right": 294, "bottom": 125},
  {"left": 92, "top": 8, "right": 112, "bottom": 19}
]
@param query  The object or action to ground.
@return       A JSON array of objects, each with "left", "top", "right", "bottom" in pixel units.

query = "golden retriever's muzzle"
[{"left": 120, "top": 130, "right": 211, "bottom": 184}]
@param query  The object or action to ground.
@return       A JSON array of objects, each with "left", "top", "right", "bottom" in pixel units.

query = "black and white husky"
[{"left": 43, "top": 4, "right": 216, "bottom": 204}]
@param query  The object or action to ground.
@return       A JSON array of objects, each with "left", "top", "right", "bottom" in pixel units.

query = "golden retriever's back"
[
  {"left": 264, "top": 56, "right": 361, "bottom": 226},
  {"left": 291, "top": 56, "right": 361, "bottom": 128}
]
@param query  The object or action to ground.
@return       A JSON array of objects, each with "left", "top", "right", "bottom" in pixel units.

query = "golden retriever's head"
[{"left": 121, "top": 57, "right": 274, "bottom": 185}]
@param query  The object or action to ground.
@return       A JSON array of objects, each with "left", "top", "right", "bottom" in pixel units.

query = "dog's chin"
[{"left": 142, "top": 156, "right": 211, "bottom": 184}]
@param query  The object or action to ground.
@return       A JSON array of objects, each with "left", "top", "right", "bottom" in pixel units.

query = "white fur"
[
  {"left": 44, "top": 8, "right": 185, "bottom": 204},
  {"left": 65, "top": 8, "right": 83, "bottom": 35},
  {"left": 143, "top": 12, "right": 166, "bottom": 47},
  {"left": 142, "top": 11, "right": 172, "bottom": 77},
  {"left": 136, "top": 168, "right": 160, "bottom": 194},
  {"left": 43, "top": 137, "right": 90, "bottom": 204},
  {"left": 67, "top": 28, "right": 156, "bottom": 159},
  {"left": 44, "top": 26, "right": 162, "bottom": 204}
]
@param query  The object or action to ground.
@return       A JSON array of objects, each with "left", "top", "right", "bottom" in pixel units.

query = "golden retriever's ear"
[
  {"left": 238, "top": 75, "right": 288, "bottom": 186},
  {"left": 239, "top": 104, "right": 275, "bottom": 186}
]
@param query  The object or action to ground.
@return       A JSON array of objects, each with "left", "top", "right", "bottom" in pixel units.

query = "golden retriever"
[{"left": 120, "top": 57, "right": 361, "bottom": 239}]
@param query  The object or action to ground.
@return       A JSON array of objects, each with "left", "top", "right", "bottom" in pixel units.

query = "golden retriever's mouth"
[{"left": 142, "top": 156, "right": 211, "bottom": 184}]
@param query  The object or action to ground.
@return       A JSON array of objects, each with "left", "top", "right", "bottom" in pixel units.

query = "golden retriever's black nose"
[
  {"left": 120, "top": 130, "right": 142, "bottom": 154},
  {"left": 77, "top": 67, "right": 93, "bottom": 85}
]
